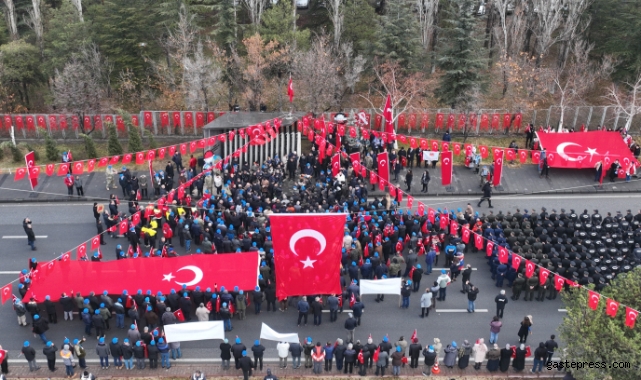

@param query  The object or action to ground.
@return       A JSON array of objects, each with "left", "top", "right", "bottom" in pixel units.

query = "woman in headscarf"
[
  {"left": 499, "top": 344, "right": 512, "bottom": 372},
  {"left": 457, "top": 340, "right": 473, "bottom": 369},
  {"left": 486, "top": 343, "right": 500, "bottom": 371},
  {"left": 512, "top": 343, "right": 527, "bottom": 372},
  {"left": 517, "top": 315, "right": 532, "bottom": 343},
  {"left": 472, "top": 338, "right": 488, "bottom": 370},
  {"left": 442, "top": 342, "right": 457, "bottom": 368}
]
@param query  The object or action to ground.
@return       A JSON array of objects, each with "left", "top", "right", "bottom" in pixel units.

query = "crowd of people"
[{"left": 11, "top": 127, "right": 634, "bottom": 380}]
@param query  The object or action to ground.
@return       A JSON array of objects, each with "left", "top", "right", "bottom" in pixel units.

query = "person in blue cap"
[
  {"left": 43, "top": 295, "right": 58, "bottom": 324},
  {"left": 96, "top": 337, "right": 110, "bottom": 369},
  {"left": 238, "top": 349, "right": 253, "bottom": 380},
  {"left": 74, "top": 337, "right": 87, "bottom": 369},
  {"left": 32, "top": 314, "right": 49, "bottom": 343},
  {"left": 147, "top": 339, "right": 159, "bottom": 369},
  {"left": 133, "top": 341, "right": 145, "bottom": 369},
  {"left": 157, "top": 337, "right": 171, "bottom": 369},
  {"left": 43, "top": 341, "right": 58, "bottom": 372},
  {"left": 231, "top": 337, "right": 246, "bottom": 369},
  {"left": 252, "top": 286, "right": 264, "bottom": 315},
  {"left": 21, "top": 340, "right": 40, "bottom": 371},
  {"left": 251, "top": 339, "right": 266, "bottom": 371},
  {"left": 92, "top": 309, "right": 106, "bottom": 339},
  {"left": 121, "top": 338, "right": 134, "bottom": 370},
  {"left": 437, "top": 269, "right": 452, "bottom": 301},
  {"left": 110, "top": 337, "right": 124, "bottom": 369}
]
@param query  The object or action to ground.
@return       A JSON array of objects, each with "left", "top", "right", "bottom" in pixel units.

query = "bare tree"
[
  {"left": 360, "top": 61, "right": 428, "bottom": 125},
  {"left": 69, "top": 0, "right": 83, "bottom": 22},
  {"left": 555, "top": 0, "right": 591, "bottom": 69},
  {"left": 546, "top": 40, "right": 613, "bottom": 131},
  {"left": 292, "top": 34, "right": 364, "bottom": 113},
  {"left": 242, "top": 0, "right": 268, "bottom": 26},
  {"left": 494, "top": 1, "right": 528, "bottom": 95},
  {"left": 24, "top": 0, "right": 44, "bottom": 56},
  {"left": 52, "top": 44, "right": 110, "bottom": 135},
  {"left": 416, "top": 0, "right": 439, "bottom": 72},
  {"left": 2, "top": 0, "right": 18, "bottom": 40},
  {"left": 326, "top": 0, "right": 344, "bottom": 48},
  {"left": 605, "top": 72, "right": 641, "bottom": 132},
  {"left": 182, "top": 41, "right": 223, "bottom": 111},
  {"left": 530, "top": 0, "right": 564, "bottom": 64}
]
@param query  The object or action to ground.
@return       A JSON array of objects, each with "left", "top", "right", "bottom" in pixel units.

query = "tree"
[
  {"left": 546, "top": 40, "right": 613, "bottom": 131},
  {"left": 69, "top": 0, "right": 84, "bottom": 22},
  {"left": 80, "top": 133, "right": 98, "bottom": 159},
  {"left": 292, "top": 33, "right": 365, "bottom": 113},
  {"left": 52, "top": 44, "right": 109, "bottom": 135},
  {"left": 182, "top": 41, "right": 223, "bottom": 110},
  {"left": 24, "top": 0, "right": 44, "bottom": 56},
  {"left": 44, "top": 129, "right": 59, "bottom": 161},
  {"left": 259, "top": 0, "right": 310, "bottom": 48},
  {"left": 435, "top": 0, "right": 486, "bottom": 108},
  {"left": 2, "top": 0, "right": 19, "bottom": 40},
  {"left": 43, "top": 0, "right": 89, "bottom": 76},
  {"left": 493, "top": 0, "right": 528, "bottom": 96},
  {"left": 145, "top": 130, "right": 157, "bottom": 149},
  {"left": 242, "top": 0, "right": 267, "bottom": 26},
  {"left": 126, "top": 118, "right": 144, "bottom": 153},
  {"left": 604, "top": 72, "right": 641, "bottom": 132},
  {"left": 107, "top": 123, "right": 124, "bottom": 155},
  {"left": 371, "top": 0, "right": 423, "bottom": 69},
  {"left": 342, "top": 0, "right": 377, "bottom": 55},
  {"left": 232, "top": 33, "right": 287, "bottom": 111},
  {"left": 211, "top": 0, "right": 238, "bottom": 53},
  {"left": 326, "top": 0, "right": 344, "bottom": 48},
  {"left": 559, "top": 267, "right": 641, "bottom": 380},
  {"left": 415, "top": 0, "right": 439, "bottom": 71},
  {"left": 0, "top": 40, "right": 45, "bottom": 108}
]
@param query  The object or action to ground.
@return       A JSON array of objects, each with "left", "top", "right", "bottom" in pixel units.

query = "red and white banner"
[
  {"left": 270, "top": 214, "right": 345, "bottom": 299},
  {"left": 331, "top": 154, "right": 341, "bottom": 177},
  {"left": 23, "top": 252, "right": 259, "bottom": 302},
  {"left": 441, "top": 151, "right": 453, "bottom": 186},
  {"left": 377, "top": 152, "right": 390, "bottom": 188},
  {"left": 350, "top": 152, "right": 361, "bottom": 174},
  {"left": 537, "top": 131, "right": 637, "bottom": 169},
  {"left": 383, "top": 95, "right": 393, "bottom": 134},
  {"left": 25, "top": 151, "right": 38, "bottom": 190},
  {"left": 493, "top": 150, "right": 504, "bottom": 187}
]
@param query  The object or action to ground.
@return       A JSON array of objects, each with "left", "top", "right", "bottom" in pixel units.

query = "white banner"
[
  {"left": 164, "top": 321, "right": 225, "bottom": 343},
  {"left": 360, "top": 278, "right": 403, "bottom": 295},
  {"left": 423, "top": 151, "right": 439, "bottom": 161},
  {"left": 260, "top": 323, "right": 300, "bottom": 343}
]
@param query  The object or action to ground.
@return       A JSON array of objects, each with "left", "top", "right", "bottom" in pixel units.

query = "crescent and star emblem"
[
  {"left": 289, "top": 229, "right": 326, "bottom": 268},
  {"left": 163, "top": 265, "right": 204, "bottom": 286},
  {"left": 556, "top": 142, "right": 586, "bottom": 162}
]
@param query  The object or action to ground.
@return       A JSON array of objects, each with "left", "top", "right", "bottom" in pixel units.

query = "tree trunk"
[
  {"left": 70, "top": 0, "right": 84, "bottom": 22},
  {"left": 22, "top": 81, "right": 30, "bottom": 108},
  {"left": 3, "top": 0, "right": 19, "bottom": 40}
]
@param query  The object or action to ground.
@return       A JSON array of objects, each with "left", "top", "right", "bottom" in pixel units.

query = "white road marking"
[
  {"left": 2, "top": 235, "right": 47, "bottom": 239},
  {"left": 436, "top": 309, "right": 489, "bottom": 312},
  {"left": 558, "top": 309, "right": 567, "bottom": 312},
  {"left": 322, "top": 309, "right": 352, "bottom": 313},
  {"left": 0, "top": 271, "right": 21, "bottom": 274}
]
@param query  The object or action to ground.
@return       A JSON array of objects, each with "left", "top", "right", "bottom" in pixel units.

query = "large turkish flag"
[
  {"left": 537, "top": 131, "right": 637, "bottom": 169},
  {"left": 441, "top": 151, "right": 453, "bottom": 186},
  {"left": 377, "top": 152, "right": 389, "bottom": 189},
  {"left": 23, "top": 252, "right": 259, "bottom": 302},
  {"left": 270, "top": 214, "right": 345, "bottom": 299}
]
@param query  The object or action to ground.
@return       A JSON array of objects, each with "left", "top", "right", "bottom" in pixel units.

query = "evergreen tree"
[
  {"left": 80, "top": 134, "right": 98, "bottom": 159},
  {"left": 560, "top": 267, "right": 641, "bottom": 380},
  {"left": 211, "top": 0, "right": 238, "bottom": 53},
  {"left": 434, "top": 0, "right": 486, "bottom": 108},
  {"left": 370, "top": 0, "right": 423, "bottom": 69},
  {"left": 43, "top": 0, "right": 88, "bottom": 76},
  {"left": 44, "top": 130, "right": 59, "bottom": 162},
  {"left": 260, "top": 0, "right": 310, "bottom": 48},
  {"left": 107, "top": 123, "right": 124, "bottom": 156},
  {"left": 145, "top": 130, "right": 158, "bottom": 149},
  {"left": 342, "top": 0, "right": 378, "bottom": 56},
  {"left": 127, "top": 123, "right": 144, "bottom": 153},
  {"left": 9, "top": 143, "right": 21, "bottom": 163}
]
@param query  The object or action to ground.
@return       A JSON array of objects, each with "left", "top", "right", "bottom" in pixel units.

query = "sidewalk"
[
  {"left": 3, "top": 360, "right": 566, "bottom": 378},
  {"left": 0, "top": 163, "right": 638, "bottom": 203}
]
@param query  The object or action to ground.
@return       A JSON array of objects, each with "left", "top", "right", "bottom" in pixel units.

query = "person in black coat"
[
  {"left": 311, "top": 297, "right": 323, "bottom": 326},
  {"left": 91, "top": 310, "right": 106, "bottom": 339},
  {"left": 219, "top": 338, "right": 232, "bottom": 369},
  {"left": 408, "top": 339, "right": 422, "bottom": 368},
  {"left": 43, "top": 296, "right": 57, "bottom": 324},
  {"left": 231, "top": 338, "right": 246, "bottom": 369},
  {"left": 251, "top": 340, "right": 265, "bottom": 371},
  {"left": 147, "top": 340, "right": 159, "bottom": 369},
  {"left": 264, "top": 286, "right": 277, "bottom": 312},
  {"left": 133, "top": 342, "right": 146, "bottom": 369},
  {"left": 42, "top": 342, "right": 57, "bottom": 372},
  {"left": 179, "top": 293, "right": 192, "bottom": 321},
  {"left": 499, "top": 344, "right": 512, "bottom": 372},
  {"left": 238, "top": 351, "right": 253, "bottom": 380},
  {"left": 512, "top": 344, "right": 526, "bottom": 372},
  {"left": 333, "top": 339, "right": 346, "bottom": 372}
]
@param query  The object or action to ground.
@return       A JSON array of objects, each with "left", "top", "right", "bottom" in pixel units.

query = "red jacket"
[{"left": 64, "top": 176, "right": 74, "bottom": 187}]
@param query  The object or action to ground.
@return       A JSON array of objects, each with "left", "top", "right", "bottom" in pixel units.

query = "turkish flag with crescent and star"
[
  {"left": 441, "top": 151, "right": 453, "bottom": 186},
  {"left": 512, "top": 254, "right": 522, "bottom": 270},
  {"left": 270, "top": 214, "right": 345, "bottom": 299},
  {"left": 383, "top": 94, "right": 393, "bottom": 134},
  {"left": 1, "top": 283, "right": 12, "bottom": 304},
  {"left": 25, "top": 151, "right": 38, "bottom": 190},
  {"left": 537, "top": 131, "right": 637, "bottom": 169},
  {"left": 22, "top": 252, "right": 259, "bottom": 302},
  {"left": 492, "top": 150, "right": 504, "bottom": 186},
  {"left": 605, "top": 298, "right": 619, "bottom": 317},
  {"left": 331, "top": 154, "right": 341, "bottom": 177},
  {"left": 377, "top": 152, "right": 390, "bottom": 188},
  {"left": 625, "top": 307, "right": 639, "bottom": 328},
  {"left": 587, "top": 290, "right": 600, "bottom": 310}
]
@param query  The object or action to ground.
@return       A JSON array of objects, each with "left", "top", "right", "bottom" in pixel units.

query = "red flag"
[
  {"left": 45, "top": 163, "right": 55, "bottom": 176},
  {"left": 119, "top": 219, "right": 129, "bottom": 235},
  {"left": 605, "top": 298, "right": 619, "bottom": 317},
  {"left": 331, "top": 154, "right": 341, "bottom": 177},
  {"left": 14, "top": 167, "right": 27, "bottom": 181},
  {"left": 349, "top": 293, "right": 356, "bottom": 308},
  {"left": 196, "top": 112, "right": 205, "bottom": 127},
  {"left": 531, "top": 151, "right": 540, "bottom": 164},
  {"left": 407, "top": 196, "right": 413, "bottom": 210},
  {"left": 539, "top": 267, "right": 550, "bottom": 285},
  {"left": 554, "top": 275, "right": 565, "bottom": 291},
  {"left": 498, "top": 246, "right": 508, "bottom": 264},
  {"left": 383, "top": 94, "right": 393, "bottom": 134},
  {"left": 461, "top": 224, "right": 470, "bottom": 243},
  {"left": 441, "top": 151, "right": 453, "bottom": 186},
  {"left": 373, "top": 347, "right": 380, "bottom": 362},
  {"left": 87, "top": 159, "right": 96, "bottom": 173},
  {"left": 287, "top": 78, "right": 294, "bottom": 103},
  {"left": 410, "top": 329, "right": 417, "bottom": 342},
  {"left": 160, "top": 112, "right": 169, "bottom": 127},
  {"left": 350, "top": 152, "right": 361, "bottom": 174},
  {"left": 61, "top": 252, "right": 71, "bottom": 262},
  {"left": 486, "top": 241, "right": 494, "bottom": 257},
  {"left": 270, "top": 214, "right": 346, "bottom": 299},
  {"left": 77, "top": 243, "right": 87, "bottom": 261},
  {"left": 57, "top": 163, "right": 70, "bottom": 176},
  {"left": 506, "top": 149, "right": 515, "bottom": 161},
  {"left": 1, "top": 283, "right": 12, "bottom": 304},
  {"left": 91, "top": 235, "right": 101, "bottom": 251},
  {"left": 180, "top": 144, "right": 187, "bottom": 155},
  {"left": 512, "top": 254, "right": 522, "bottom": 271},
  {"left": 453, "top": 143, "right": 461, "bottom": 156},
  {"left": 587, "top": 290, "right": 600, "bottom": 311},
  {"left": 417, "top": 203, "right": 425, "bottom": 216},
  {"left": 173, "top": 309, "right": 185, "bottom": 322},
  {"left": 24, "top": 252, "right": 260, "bottom": 301},
  {"left": 427, "top": 208, "right": 435, "bottom": 224},
  {"left": 73, "top": 161, "right": 84, "bottom": 175},
  {"left": 136, "top": 152, "right": 145, "bottom": 165},
  {"left": 377, "top": 152, "right": 389, "bottom": 188},
  {"left": 131, "top": 115, "right": 139, "bottom": 127},
  {"left": 493, "top": 150, "right": 504, "bottom": 187},
  {"left": 121, "top": 154, "right": 132, "bottom": 165},
  {"left": 132, "top": 212, "right": 141, "bottom": 226},
  {"left": 479, "top": 145, "right": 489, "bottom": 159},
  {"left": 524, "top": 260, "right": 535, "bottom": 278},
  {"left": 449, "top": 220, "right": 458, "bottom": 235},
  {"left": 519, "top": 150, "right": 528, "bottom": 164},
  {"left": 625, "top": 307, "right": 639, "bottom": 328}
]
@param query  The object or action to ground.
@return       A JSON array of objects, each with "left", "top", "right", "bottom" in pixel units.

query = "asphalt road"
[{"left": 2, "top": 194, "right": 638, "bottom": 362}]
